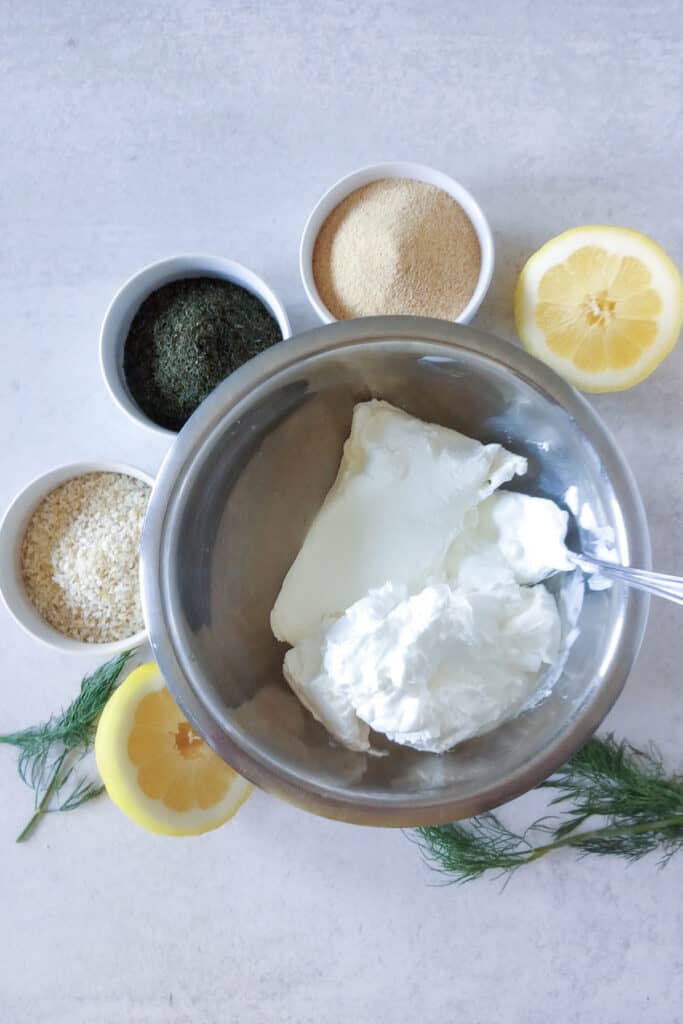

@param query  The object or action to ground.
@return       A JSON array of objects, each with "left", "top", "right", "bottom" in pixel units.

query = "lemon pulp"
[
  {"left": 515, "top": 227, "right": 683, "bottom": 392},
  {"left": 95, "top": 663, "right": 252, "bottom": 836}
]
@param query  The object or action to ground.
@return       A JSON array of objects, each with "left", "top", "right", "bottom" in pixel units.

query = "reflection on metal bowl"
[{"left": 140, "top": 316, "right": 650, "bottom": 827}]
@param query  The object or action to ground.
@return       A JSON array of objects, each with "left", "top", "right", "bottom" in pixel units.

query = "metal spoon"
[{"left": 570, "top": 552, "right": 683, "bottom": 606}]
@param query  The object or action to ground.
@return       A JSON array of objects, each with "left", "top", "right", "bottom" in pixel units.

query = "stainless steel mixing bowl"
[{"left": 140, "top": 316, "right": 650, "bottom": 826}]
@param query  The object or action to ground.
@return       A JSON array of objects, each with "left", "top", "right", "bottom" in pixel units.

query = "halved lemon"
[
  {"left": 95, "top": 662, "right": 252, "bottom": 836},
  {"left": 515, "top": 226, "right": 683, "bottom": 392}
]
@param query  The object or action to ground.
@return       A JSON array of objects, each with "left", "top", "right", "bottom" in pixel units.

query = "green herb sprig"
[
  {"left": 0, "top": 651, "right": 134, "bottom": 842},
  {"left": 416, "top": 735, "right": 683, "bottom": 883}
]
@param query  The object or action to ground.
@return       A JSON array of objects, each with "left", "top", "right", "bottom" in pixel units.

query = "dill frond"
[
  {"left": 0, "top": 650, "right": 134, "bottom": 841},
  {"left": 543, "top": 735, "right": 683, "bottom": 824},
  {"left": 416, "top": 814, "right": 532, "bottom": 882},
  {"left": 415, "top": 735, "right": 683, "bottom": 883}
]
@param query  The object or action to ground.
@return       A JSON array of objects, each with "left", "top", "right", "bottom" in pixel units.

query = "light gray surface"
[{"left": 1, "top": 2, "right": 682, "bottom": 1022}]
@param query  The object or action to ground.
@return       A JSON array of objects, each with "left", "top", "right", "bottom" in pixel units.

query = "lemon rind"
[
  {"left": 95, "top": 663, "right": 252, "bottom": 837},
  {"left": 514, "top": 226, "right": 683, "bottom": 393}
]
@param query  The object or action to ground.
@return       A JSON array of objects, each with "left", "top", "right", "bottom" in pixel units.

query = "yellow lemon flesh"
[
  {"left": 514, "top": 226, "right": 683, "bottom": 392},
  {"left": 95, "top": 663, "right": 252, "bottom": 836}
]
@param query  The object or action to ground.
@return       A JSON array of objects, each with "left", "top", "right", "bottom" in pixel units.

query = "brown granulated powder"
[{"left": 312, "top": 178, "right": 481, "bottom": 320}]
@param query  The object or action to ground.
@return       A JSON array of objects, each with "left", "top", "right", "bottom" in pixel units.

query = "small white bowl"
[
  {"left": 100, "top": 254, "right": 292, "bottom": 438},
  {"left": 300, "top": 161, "right": 494, "bottom": 325},
  {"left": 0, "top": 462, "right": 154, "bottom": 654}
]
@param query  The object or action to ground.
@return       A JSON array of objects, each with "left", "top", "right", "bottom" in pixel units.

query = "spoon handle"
[{"left": 571, "top": 553, "right": 683, "bottom": 607}]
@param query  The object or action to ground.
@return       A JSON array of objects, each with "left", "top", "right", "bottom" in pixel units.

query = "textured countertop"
[{"left": 1, "top": 3, "right": 682, "bottom": 1022}]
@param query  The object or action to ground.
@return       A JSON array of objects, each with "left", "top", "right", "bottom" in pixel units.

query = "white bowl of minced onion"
[{"left": 0, "top": 462, "right": 154, "bottom": 654}]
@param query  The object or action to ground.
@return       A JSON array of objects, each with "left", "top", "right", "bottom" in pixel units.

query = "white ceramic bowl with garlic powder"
[
  {"left": 0, "top": 461, "right": 153, "bottom": 654},
  {"left": 299, "top": 161, "right": 495, "bottom": 325}
]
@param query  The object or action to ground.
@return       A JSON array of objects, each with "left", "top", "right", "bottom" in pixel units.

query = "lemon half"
[
  {"left": 95, "top": 663, "right": 252, "bottom": 836},
  {"left": 515, "top": 226, "right": 683, "bottom": 392}
]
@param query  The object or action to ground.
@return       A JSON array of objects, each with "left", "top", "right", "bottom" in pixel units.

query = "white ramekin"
[
  {"left": 0, "top": 461, "right": 154, "bottom": 654},
  {"left": 100, "top": 254, "right": 292, "bottom": 438},
  {"left": 300, "top": 161, "right": 494, "bottom": 325}
]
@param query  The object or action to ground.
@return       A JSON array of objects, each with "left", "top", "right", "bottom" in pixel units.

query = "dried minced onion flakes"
[{"left": 21, "top": 472, "right": 150, "bottom": 643}]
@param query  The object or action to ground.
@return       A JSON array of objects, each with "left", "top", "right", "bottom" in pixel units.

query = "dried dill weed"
[
  {"left": 21, "top": 472, "right": 150, "bottom": 643},
  {"left": 123, "top": 276, "right": 283, "bottom": 432}
]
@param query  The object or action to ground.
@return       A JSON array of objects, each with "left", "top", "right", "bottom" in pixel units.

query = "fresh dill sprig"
[
  {"left": 418, "top": 814, "right": 532, "bottom": 883},
  {"left": 0, "top": 650, "right": 134, "bottom": 842},
  {"left": 415, "top": 735, "right": 683, "bottom": 883}
]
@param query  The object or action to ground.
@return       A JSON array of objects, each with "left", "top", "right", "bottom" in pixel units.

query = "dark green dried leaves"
[{"left": 124, "top": 277, "right": 282, "bottom": 431}]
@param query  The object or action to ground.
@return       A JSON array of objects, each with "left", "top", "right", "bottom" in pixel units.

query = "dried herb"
[
  {"left": 415, "top": 735, "right": 683, "bottom": 883},
  {"left": 123, "top": 276, "right": 282, "bottom": 431},
  {"left": 0, "top": 651, "right": 134, "bottom": 841}
]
